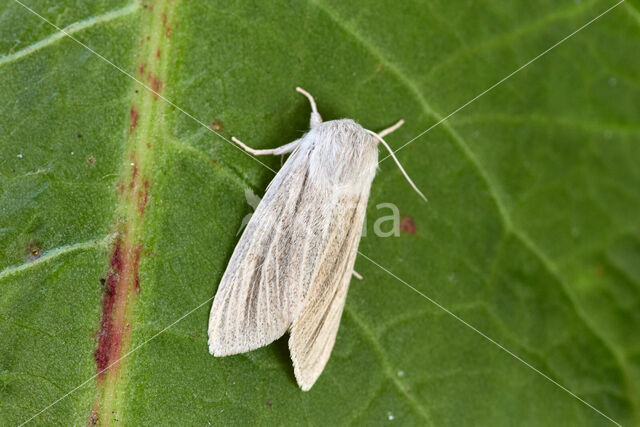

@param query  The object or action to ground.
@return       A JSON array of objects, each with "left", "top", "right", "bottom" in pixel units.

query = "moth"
[{"left": 208, "top": 87, "right": 425, "bottom": 390}]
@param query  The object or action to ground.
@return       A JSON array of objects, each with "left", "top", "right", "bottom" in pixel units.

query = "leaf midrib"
[{"left": 90, "top": 0, "right": 178, "bottom": 423}]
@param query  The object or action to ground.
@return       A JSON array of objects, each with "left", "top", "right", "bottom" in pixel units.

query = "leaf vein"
[
  {"left": 0, "top": 235, "right": 112, "bottom": 281},
  {"left": 0, "top": 2, "right": 139, "bottom": 67},
  {"left": 344, "top": 306, "right": 432, "bottom": 424}
]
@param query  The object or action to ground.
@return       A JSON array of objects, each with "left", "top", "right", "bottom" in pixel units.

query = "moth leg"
[
  {"left": 377, "top": 119, "right": 405, "bottom": 138},
  {"left": 352, "top": 270, "right": 363, "bottom": 280},
  {"left": 296, "top": 87, "right": 322, "bottom": 128},
  {"left": 231, "top": 137, "right": 300, "bottom": 156}
]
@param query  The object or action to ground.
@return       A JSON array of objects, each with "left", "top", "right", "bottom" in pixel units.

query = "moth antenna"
[
  {"left": 296, "top": 87, "right": 322, "bottom": 128},
  {"left": 378, "top": 119, "right": 405, "bottom": 138},
  {"left": 366, "top": 129, "right": 428, "bottom": 202}
]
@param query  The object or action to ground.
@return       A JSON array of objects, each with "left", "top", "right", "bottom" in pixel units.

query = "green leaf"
[{"left": 1, "top": 0, "right": 639, "bottom": 425}]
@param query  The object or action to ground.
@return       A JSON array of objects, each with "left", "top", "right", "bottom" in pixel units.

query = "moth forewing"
[
  {"left": 289, "top": 193, "right": 369, "bottom": 390},
  {"left": 209, "top": 87, "right": 424, "bottom": 391},
  {"left": 208, "top": 145, "right": 314, "bottom": 356}
]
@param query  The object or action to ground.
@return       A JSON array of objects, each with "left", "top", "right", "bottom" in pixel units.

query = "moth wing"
[
  {"left": 289, "top": 193, "right": 368, "bottom": 391},
  {"left": 208, "top": 151, "right": 310, "bottom": 356},
  {"left": 209, "top": 142, "right": 345, "bottom": 357}
]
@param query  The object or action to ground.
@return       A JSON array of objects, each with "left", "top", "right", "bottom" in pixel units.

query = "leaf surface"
[{"left": 1, "top": 0, "right": 640, "bottom": 425}]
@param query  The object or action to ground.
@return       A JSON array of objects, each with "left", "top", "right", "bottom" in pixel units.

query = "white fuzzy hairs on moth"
[{"left": 208, "top": 87, "right": 426, "bottom": 391}]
